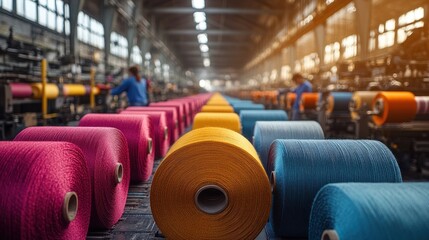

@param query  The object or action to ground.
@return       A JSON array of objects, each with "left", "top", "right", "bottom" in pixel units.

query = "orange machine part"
[
  {"left": 299, "top": 93, "right": 319, "bottom": 112},
  {"left": 372, "top": 91, "right": 417, "bottom": 126}
]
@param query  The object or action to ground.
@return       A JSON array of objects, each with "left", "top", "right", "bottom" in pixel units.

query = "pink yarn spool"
[
  {"left": 175, "top": 99, "right": 196, "bottom": 120},
  {"left": 79, "top": 114, "right": 154, "bottom": 182},
  {"left": 0, "top": 141, "right": 91, "bottom": 239},
  {"left": 126, "top": 107, "right": 179, "bottom": 144},
  {"left": 121, "top": 111, "right": 169, "bottom": 159},
  {"left": 14, "top": 127, "right": 130, "bottom": 229},
  {"left": 9, "top": 83, "right": 33, "bottom": 98},
  {"left": 150, "top": 102, "right": 186, "bottom": 132}
]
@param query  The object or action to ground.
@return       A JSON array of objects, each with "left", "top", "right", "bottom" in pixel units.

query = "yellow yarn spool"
[
  {"left": 63, "top": 84, "right": 86, "bottom": 96},
  {"left": 350, "top": 91, "right": 379, "bottom": 120},
  {"left": 207, "top": 93, "right": 230, "bottom": 106},
  {"left": 31, "top": 83, "right": 59, "bottom": 99},
  {"left": 151, "top": 127, "right": 271, "bottom": 240},
  {"left": 193, "top": 112, "right": 241, "bottom": 133},
  {"left": 201, "top": 105, "right": 234, "bottom": 113}
]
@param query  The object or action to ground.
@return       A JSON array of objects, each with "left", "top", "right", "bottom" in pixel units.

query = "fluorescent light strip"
[
  {"left": 203, "top": 58, "right": 210, "bottom": 67},
  {"left": 192, "top": 0, "right": 205, "bottom": 9},
  {"left": 200, "top": 44, "right": 209, "bottom": 52},
  {"left": 196, "top": 21, "right": 207, "bottom": 31},
  {"left": 197, "top": 33, "right": 208, "bottom": 44},
  {"left": 193, "top": 12, "right": 206, "bottom": 23}
]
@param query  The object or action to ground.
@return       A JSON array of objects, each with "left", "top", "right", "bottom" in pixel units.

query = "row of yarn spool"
[
  {"left": 7, "top": 82, "right": 102, "bottom": 99},
  {"left": 151, "top": 92, "right": 429, "bottom": 239},
  {"left": 0, "top": 93, "right": 211, "bottom": 239},
  {"left": 281, "top": 90, "right": 429, "bottom": 126}
]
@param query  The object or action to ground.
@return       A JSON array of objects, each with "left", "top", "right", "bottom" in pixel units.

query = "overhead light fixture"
[
  {"left": 197, "top": 33, "right": 208, "bottom": 44},
  {"left": 193, "top": 12, "right": 206, "bottom": 23},
  {"left": 200, "top": 44, "right": 209, "bottom": 52},
  {"left": 196, "top": 21, "right": 207, "bottom": 31},
  {"left": 203, "top": 58, "right": 210, "bottom": 67},
  {"left": 192, "top": 0, "right": 205, "bottom": 9}
]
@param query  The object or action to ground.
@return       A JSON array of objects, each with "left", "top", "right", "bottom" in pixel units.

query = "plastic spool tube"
[
  {"left": 299, "top": 93, "right": 319, "bottom": 112},
  {"left": 240, "top": 110, "right": 288, "bottom": 141},
  {"left": 120, "top": 111, "right": 169, "bottom": 159},
  {"left": 269, "top": 140, "right": 402, "bottom": 238},
  {"left": 253, "top": 121, "right": 324, "bottom": 175},
  {"left": 309, "top": 183, "right": 429, "bottom": 240},
  {"left": 0, "top": 141, "right": 91, "bottom": 239},
  {"left": 63, "top": 84, "right": 87, "bottom": 96},
  {"left": 349, "top": 91, "right": 379, "bottom": 120},
  {"left": 31, "top": 83, "right": 59, "bottom": 99},
  {"left": 286, "top": 93, "right": 296, "bottom": 110},
  {"left": 415, "top": 96, "right": 429, "bottom": 116},
  {"left": 372, "top": 91, "right": 417, "bottom": 126},
  {"left": 14, "top": 127, "right": 130, "bottom": 229},
  {"left": 193, "top": 112, "right": 242, "bottom": 133},
  {"left": 126, "top": 107, "right": 179, "bottom": 144},
  {"left": 151, "top": 127, "right": 271, "bottom": 239},
  {"left": 9, "top": 83, "right": 33, "bottom": 98},
  {"left": 150, "top": 102, "right": 185, "bottom": 134},
  {"left": 79, "top": 114, "right": 154, "bottom": 182},
  {"left": 326, "top": 92, "right": 353, "bottom": 116},
  {"left": 201, "top": 105, "right": 234, "bottom": 113}
]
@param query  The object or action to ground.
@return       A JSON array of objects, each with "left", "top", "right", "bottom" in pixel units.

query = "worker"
[
  {"left": 291, "top": 73, "right": 312, "bottom": 120},
  {"left": 110, "top": 65, "right": 149, "bottom": 106}
]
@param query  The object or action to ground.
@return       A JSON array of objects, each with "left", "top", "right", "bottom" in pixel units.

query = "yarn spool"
[
  {"left": 253, "top": 121, "right": 324, "bottom": 175},
  {"left": 0, "top": 141, "right": 91, "bottom": 239},
  {"left": 299, "top": 93, "right": 319, "bottom": 112},
  {"left": 193, "top": 112, "right": 241, "bottom": 133},
  {"left": 9, "top": 83, "right": 33, "bottom": 98},
  {"left": 240, "top": 110, "right": 288, "bottom": 141},
  {"left": 415, "top": 96, "right": 429, "bottom": 116},
  {"left": 150, "top": 102, "right": 185, "bottom": 133},
  {"left": 63, "top": 84, "right": 86, "bottom": 96},
  {"left": 151, "top": 127, "right": 271, "bottom": 240},
  {"left": 79, "top": 114, "right": 154, "bottom": 182},
  {"left": 126, "top": 107, "right": 179, "bottom": 144},
  {"left": 326, "top": 92, "right": 353, "bottom": 116},
  {"left": 350, "top": 91, "right": 379, "bottom": 120},
  {"left": 120, "top": 111, "right": 169, "bottom": 159},
  {"left": 372, "top": 91, "right": 417, "bottom": 126},
  {"left": 170, "top": 100, "right": 191, "bottom": 126},
  {"left": 286, "top": 93, "right": 296, "bottom": 110},
  {"left": 201, "top": 105, "right": 234, "bottom": 113},
  {"left": 14, "top": 127, "right": 130, "bottom": 229},
  {"left": 31, "top": 83, "right": 59, "bottom": 99},
  {"left": 309, "top": 183, "right": 429, "bottom": 240},
  {"left": 269, "top": 140, "right": 402, "bottom": 238},
  {"left": 233, "top": 103, "right": 265, "bottom": 114}
]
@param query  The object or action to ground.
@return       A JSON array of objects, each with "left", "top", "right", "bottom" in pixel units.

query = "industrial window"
[
  {"left": 15, "top": 0, "right": 69, "bottom": 34},
  {"left": 0, "top": 0, "right": 13, "bottom": 12},
  {"left": 369, "top": 30, "right": 376, "bottom": 52},
  {"left": 397, "top": 7, "right": 425, "bottom": 44},
  {"left": 378, "top": 19, "right": 396, "bottom": 49},
  {"left": 131, "top": 46, "right": 143, "bottom": 65},
  {"left": 110, "top": 32, "right": 128, "bottom": 59},
  {"left": 324, "top": 42, "right": 340, "bottom": 64},
  {"left": 302, "top": 53, "right": 319, "bottom": 72},
  {"left": 281, "top": 65, "right": 292, "bottom": 80},
  {"left": 78, "top": 12, "right": 104, "bottom": 49},
  {"left": 341, "top": 35, "right": 357, "bottom": 59}
]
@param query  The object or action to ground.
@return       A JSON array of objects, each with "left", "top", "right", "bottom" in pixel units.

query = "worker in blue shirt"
[
  {"left": 291, "top": 73, "right": 312, "bottom": 120},
  {"left": 111, "top": 65, "right": 149, "bottom": 106}
]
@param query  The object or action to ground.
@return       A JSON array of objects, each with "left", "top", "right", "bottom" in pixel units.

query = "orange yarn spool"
[
  {"left": 372, "top": 91, "right": 417, "bottom": 126},
  {"left": 286, "top": 93, "right": 296, "bottom": 110},
  {"left": 300, "top": 93, "right": 319, "bottom": 112}
]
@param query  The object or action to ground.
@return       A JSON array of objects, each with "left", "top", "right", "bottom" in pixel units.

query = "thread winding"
[
  {"left": 193, "top": 112, "right": 241, "bottom": 133},
  {"left": 240, "top": 110, "right": 288, "bottom": 141}
]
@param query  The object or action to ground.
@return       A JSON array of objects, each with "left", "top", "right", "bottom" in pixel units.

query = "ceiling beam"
[
  {"left": 172, "top": 41, "right": 253, "bottom": 47},
  {"left": 165, "top": 29, "right": 260, "bottom": 35},
  {"left": 147, "top": 7, "right": 283, "bottom": 15}
]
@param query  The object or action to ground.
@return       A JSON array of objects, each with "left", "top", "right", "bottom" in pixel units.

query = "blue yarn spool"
[
  {"left": 309, "top": 183, "right": 429, "bottom": 240},
  {"left": 327, "top": 92, "right": 353, "bottom": 115},
  {"left": 233, "top": 103, "right": 265, "bottom": 114},
  {"left": 240, "top": 110, "right": 288, "bottom": 141},
  {"left": 269, "top": 140, "right": 402, "bottom": 238},
  {"left": 253, "top": 121, "right": 324, "bottom": 175}
]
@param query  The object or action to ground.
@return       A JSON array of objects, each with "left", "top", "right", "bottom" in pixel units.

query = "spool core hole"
[
  {"left": 115, "top": 163, "right": 123, "bottom": 184},
  {"left": 322, "top": 230, "right": 339, "bottom": 240},
  {"left": 270, "top": 171, "right": 276, "bottom": 193},
  {"left": 63, "top": 192, "right": 78, "bottom": 222},
  {"left": 195, "top": 185, "right": 228, "bottom": 214},
  {"left": 148, "top": 138, "right": 153, "bottom": 154}
]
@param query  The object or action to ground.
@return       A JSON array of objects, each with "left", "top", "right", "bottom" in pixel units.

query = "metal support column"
[
  {"left": 103, "top": 1, "right": 118, "bottom": 72},
  {"left": 69, "top": 0, "right": 85, "bottom": 61},
  {"left": 354, "top": 0, "right": 372, "bottom": 60}
]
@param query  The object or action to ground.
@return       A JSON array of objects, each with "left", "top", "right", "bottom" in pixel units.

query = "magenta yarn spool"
[
  {"left": 79, "top": 114, "right": 154, "bottom": 182},
  {"left": 150, "top": 102, "right": 186, "bottom": 131},
  {"left": 9, "top": 83, "right": 33, "bottom": 98},
  {"left": 121, "top": 111, "right": 169, "bottom": 159},
  {"left": 126, "top": 107, "right": 179, "bottom": 143},
  {"left": 14, "top": 127, "right": 130, "bottom": 229},
  {"left": 0, "top": 141, "right": 91, "bottom": 240},
  {"left": 176, "top": 99, "right": 196, "bottom": 120}
]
